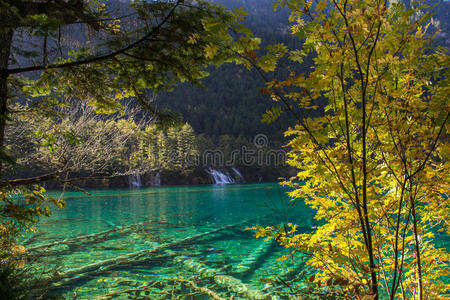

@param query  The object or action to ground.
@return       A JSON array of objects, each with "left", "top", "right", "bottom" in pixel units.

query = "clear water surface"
[{"left": 23, "top": 183, "right": 315, "bottom": 299}]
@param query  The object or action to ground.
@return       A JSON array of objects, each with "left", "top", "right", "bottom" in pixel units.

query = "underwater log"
[
  {"left": 233, "top": 239, "right": 275, "bottom": 277},
  {"left": 44, "top": 216, "right": 267, "bottom": 287},
  {"left": 175, "top": 255, "right": 269, "bottom": 299},
  {"left": 26, "top": 219, "right": 160, "bottom": 252}
]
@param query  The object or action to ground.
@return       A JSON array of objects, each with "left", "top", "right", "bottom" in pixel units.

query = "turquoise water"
[{"left": 23, "top": 183, "right": 314, "bottom": 299}]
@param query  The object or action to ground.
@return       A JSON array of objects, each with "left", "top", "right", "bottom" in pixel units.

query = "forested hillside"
[
  {"left": 156, "top": 0, "right": 299, "bottom": 140},
  {"left": 156, "top": 0, "right": 450, "bottom": 140}
]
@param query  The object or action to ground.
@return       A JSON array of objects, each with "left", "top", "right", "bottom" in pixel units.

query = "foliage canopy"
[{"left": 251, "top": 0, "right": 449, "bottom": 298}]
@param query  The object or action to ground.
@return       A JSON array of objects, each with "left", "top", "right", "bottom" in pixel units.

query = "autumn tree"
[
  {"left": 5, "top": 101, "right": 159, "bottom": 184},
  {"left": 251, "top": 0, "right": 449, "bottom": 299}
]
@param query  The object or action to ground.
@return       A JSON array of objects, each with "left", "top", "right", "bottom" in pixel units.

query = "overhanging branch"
[{"left": 6, "top": 0, "right": 182, "bottom": 75}]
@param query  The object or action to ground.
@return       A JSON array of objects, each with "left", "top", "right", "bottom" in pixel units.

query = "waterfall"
[
  {"left": 150, "top": 173, "right": 161, "bottom": 186},
  {"left": 257, "top": 173, "right": 263, "bottom": 182},
  {"left": 231, "top": 167, "right": 245, "bottom": 182},
  {"left": 208, "top": 168, "right": 235, "bottom": 185},
  {"left": 129, "top": 173, "right": 142, "bottom": 188}
]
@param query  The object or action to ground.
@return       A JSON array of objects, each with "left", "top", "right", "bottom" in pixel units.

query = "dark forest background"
[{"left": 157, "top": 0, "right": 450, "bottom": 140}]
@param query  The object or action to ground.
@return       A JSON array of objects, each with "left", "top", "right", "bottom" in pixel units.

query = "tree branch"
[{"left": 6, "top": 0, "right": 182, "bottom": 75}]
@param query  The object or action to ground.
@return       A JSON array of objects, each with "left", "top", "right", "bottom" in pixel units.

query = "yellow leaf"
[
  {"left": 316, "top": 0, "right": 327, "bottom": 12},
  {"left": 205, "top": 44, "right": 218, "bottom": 59}
]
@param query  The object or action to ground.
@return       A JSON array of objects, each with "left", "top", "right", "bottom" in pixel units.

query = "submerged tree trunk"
[
  {"left": 40, "top": 216, "right": 265, "bottom": 287},
  {"left": 175, "top": 255, "right": 269, "bottom": 299}
]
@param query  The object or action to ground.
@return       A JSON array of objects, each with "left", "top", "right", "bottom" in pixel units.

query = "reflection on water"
[{"left": 23, "top": 183, "right": 314, "bottom": 299}]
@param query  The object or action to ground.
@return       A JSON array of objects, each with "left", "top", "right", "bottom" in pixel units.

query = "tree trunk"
[
  {"left": 409, "top": 188, "right": 423, "bottom": 299},
  {"left": 0, "top": 28, "right": 13, "bottom": 174},
  {"left": 0, "top": 0, "right": 84, "bottom": 174}
]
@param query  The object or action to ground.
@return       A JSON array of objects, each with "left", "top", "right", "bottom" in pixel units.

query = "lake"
[{"left": 23, "top": 183, "right": 314, "bottom": 299}]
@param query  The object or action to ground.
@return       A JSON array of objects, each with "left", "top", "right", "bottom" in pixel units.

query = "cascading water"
[
  {"left": 150, "top": 173, "right": 161, "bottom": 186},
  {"left": 129, "top": 173, "right": 142, "bottom": 188},
  {"left": 208, "top": 168, "right": 235, "bottom": 185},
  {"left": 257, "top": 173, "right": 263, "bottom": 182},
  {"left": 231, "top": 167, "right": 245, "bottom": 182}
]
